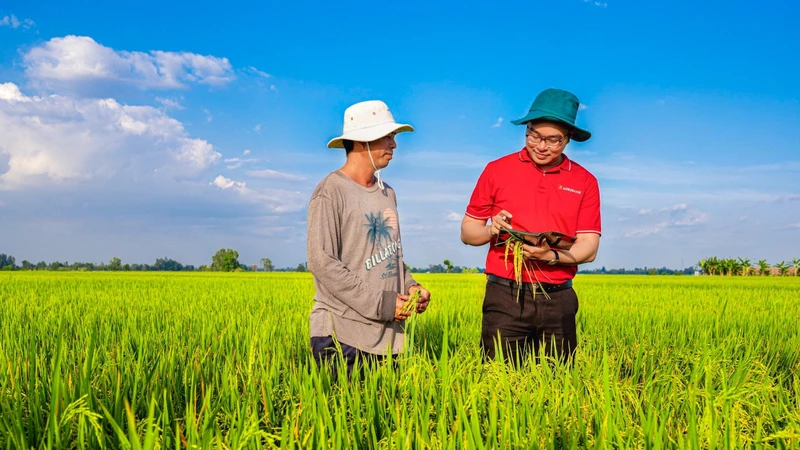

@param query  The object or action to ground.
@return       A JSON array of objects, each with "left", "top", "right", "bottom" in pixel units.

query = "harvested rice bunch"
[
  {"left": 401, "top": 288, "right": 422, "bottom": 315},
  {"left": 503, "top": 238, "right": 551, "bottom": 303}
]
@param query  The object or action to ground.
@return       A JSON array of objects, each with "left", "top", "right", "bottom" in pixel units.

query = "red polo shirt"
[{"left": 466, "top": 148, "right": 601, "bottom": 284}]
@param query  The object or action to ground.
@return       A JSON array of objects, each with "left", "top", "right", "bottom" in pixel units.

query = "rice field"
[{"left": 1, "top": 272, "right": 799, "bottom": 449}]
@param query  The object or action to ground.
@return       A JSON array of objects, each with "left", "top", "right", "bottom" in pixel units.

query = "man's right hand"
[
  {"left": 489, "top": 210, "right": 513, "bottom": 237},
  {"left": 461, "top": 210, "right": 514, "bottom": 246},
  {"left": 394, "top": 293, "right": 411, "bottom": 322}
]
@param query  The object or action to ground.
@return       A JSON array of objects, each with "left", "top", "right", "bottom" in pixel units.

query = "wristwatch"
[{"left": 547, "top": 250, "right": 560, "bottom": 266}]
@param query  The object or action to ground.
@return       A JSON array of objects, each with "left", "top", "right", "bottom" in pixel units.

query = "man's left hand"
[
  {"left": 521, "top": 242, "right": 552, "bottom": 261},
  {"left": 409, "top": 285, "right": 431, "bottom": 314}
]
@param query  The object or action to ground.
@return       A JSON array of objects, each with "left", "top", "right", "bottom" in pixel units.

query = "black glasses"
[{"left": 526, "top": 128, "right": 567, "bottom": 148}]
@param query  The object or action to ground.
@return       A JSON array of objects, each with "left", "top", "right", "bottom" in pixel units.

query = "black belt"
[{"left": 486, "top": 274, "right": 573, "bottom": 293}]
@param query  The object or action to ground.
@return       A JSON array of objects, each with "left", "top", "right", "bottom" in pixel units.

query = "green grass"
[{"left": 1, "top": 272, "right": 799, "bottom": 448}]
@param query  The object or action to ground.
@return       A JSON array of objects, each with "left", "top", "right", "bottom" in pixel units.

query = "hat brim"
[
  {"left": 327, "top": 122, "right": 415, "bottom": 148},
  {"left": 511, "top": 113, "right": 591, "bottom": 142}
]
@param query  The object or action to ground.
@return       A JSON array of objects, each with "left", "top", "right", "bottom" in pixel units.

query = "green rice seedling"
[
  {"left": 503, "top": 238, "right": 525, "bottom": 287},
  {"left": 1, "top": 272, "right": 799, "bottom": 448},
  {"left": 400, "top": 288, "right": 421, "bottom": 315},
  {"left": 503, "top": 238, "right": 551, "bottom": 303}
]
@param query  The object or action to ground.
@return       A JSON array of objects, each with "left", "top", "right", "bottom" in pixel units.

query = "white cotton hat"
[{"left": 327, "top": 100, "right": 414, "bottom": 149}]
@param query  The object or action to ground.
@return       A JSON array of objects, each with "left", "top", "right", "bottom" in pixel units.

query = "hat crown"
[
  {"left": 510, "top": 88, "right": 591, "bottom": 141},
  {"left": 342, "top": 100, "right": 396, "bottom": 134},
  {"left": 530, "top": 88, "right": 580, "bottom": 123},
  {"left": 327, "top": 100, "right": 414, "bottom": 148}
]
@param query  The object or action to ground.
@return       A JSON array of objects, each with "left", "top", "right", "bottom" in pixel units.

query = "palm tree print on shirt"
[{"left": 364, "top": 209, "right": 397, "bottom": 246}]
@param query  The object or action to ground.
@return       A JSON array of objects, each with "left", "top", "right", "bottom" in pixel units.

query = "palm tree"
[
  {"left": 776, "top": 261, "right": 789, "bottom": 277},
  {"left": 363, "top": 212, "right": 393, "bottom": 246},
  {"left": 793, "top": 257, "right": 800, "bottom": 277},
  {"left": 758, "top": 259, "right": 770, "bottom": 276},
  {"left": 738, "top": 257, "right": 751, "bottom": 276}
]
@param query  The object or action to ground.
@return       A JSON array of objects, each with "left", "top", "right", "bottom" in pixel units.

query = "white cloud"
[
  {"left": 445, "top": 211, "right": 462, "bottom": 222},
  {"left": 253, "top": 124, "right": 261, "bottom": 134},
  {"left": 239, "top": 67, "right": 278, "bottom": 93},
  {"left": 673, "top": 210, "right": 710, "bottom": 226},
  {"left": 620, "top": 203, "right": 709, "bottom": 238},
  {"left": 583, "top": 0, "right": 608, "bottom": 7},
  {"left": 212, "top": 175, "right": 245, "bottom": 190},
  {"left": 782, "top": 194, "right": 800, "bottom": 202},
  {"left": 660, "top": 203, "right": 687, "bottom": 212},
  {"left": 492, "top": 117, "right": 504, "bottom": 128},
  {"left": 212, "top": 175, "right": 304, "bottom": 213},
  {"left": 244, "top": 66, "right": 271, "bottom": 78},
  {"left": 224, "top": 157, "right": 258, "bottom": 169},
  {"left": 0, "top": 15, "right": 18, "bottom": 28},
  {"left": 578, "top": 103, "right": 588, "bottom": 111},
  {"left": 0, "top": 82, "right": 220, "bottom": 189},
  {"left": 624, "top": 222, "right": 668, "bottom": 237},
  {"left": 0, "top": 15, "right": 35, "bottom": 30},
  {"left": 0, "top": 83, "right": 30, "bottom": 103},
  {"left": 203, "top": 109, "right": 212, "bottom": 123},
  {"left": 23, "top": 36, "right": 234, "bottom": 93},
  {"left": 245, "top": 169, "right": 306, "bottom": 182},
  {"left": 156, "top": 97, "right": 185, "bottom": 110},
  {"left": 243, "top": 149, "right": 251, "bottom": 156}
]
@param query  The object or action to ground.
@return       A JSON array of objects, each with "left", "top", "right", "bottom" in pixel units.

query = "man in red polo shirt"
[{"left": 460, "top": 88, "right": 601, "bottom": 365}]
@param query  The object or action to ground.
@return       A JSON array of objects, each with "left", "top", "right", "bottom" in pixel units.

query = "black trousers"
[
  {"left": 311, "top": 336, "right": 391, "bottom": 381},
  {"left": 480, "top": 279, "right": 579, "bottom": 366}
]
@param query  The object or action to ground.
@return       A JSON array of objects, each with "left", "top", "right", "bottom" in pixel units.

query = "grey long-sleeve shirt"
[{"left": 307, "top": 171, "right": 417, "bottom": 355}]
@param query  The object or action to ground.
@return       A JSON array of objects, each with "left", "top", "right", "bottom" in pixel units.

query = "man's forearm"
[
  {"left": 460, "top": 220, "right": 491, "bottom": 246},
  {"left": 548, "top": 235, "right": 599, "bottom": 265}
]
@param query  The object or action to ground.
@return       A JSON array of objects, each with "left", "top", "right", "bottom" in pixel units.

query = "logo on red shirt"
[{"left": 558, "top": 184, "right": 582, "bottom": 195}]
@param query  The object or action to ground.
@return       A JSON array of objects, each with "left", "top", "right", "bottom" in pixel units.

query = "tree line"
[
  {"left": 697, "top": 257, "right": 800, "bottom": 276},
  {"left": 408, "top": 259, "right": 484, "bottom": 274},
  {"left": 0, "top": 252, "right": 482, "bottom": 275},
  {"left": 8, "top": 251, "right": 796, "bottom": 276},
  {"left": 0, "top": 250, "right": 308, "bottom": 273},
  {"left": 577, "top": 266, "right": 697, "bottom": 275}
]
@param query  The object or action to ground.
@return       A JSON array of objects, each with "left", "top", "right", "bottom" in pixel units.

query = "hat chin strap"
[{"left": 366, "top": 142, "right": 385, "bottom": 190}]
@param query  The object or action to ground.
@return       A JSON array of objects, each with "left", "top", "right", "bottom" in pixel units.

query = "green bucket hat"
[{"left": 511, "top": 88, "right": 591, "bottom": 142}]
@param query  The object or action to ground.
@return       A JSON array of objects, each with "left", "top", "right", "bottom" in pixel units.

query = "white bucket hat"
[{"left": 327, "top": 100, "right": 414, "bottom": 149}]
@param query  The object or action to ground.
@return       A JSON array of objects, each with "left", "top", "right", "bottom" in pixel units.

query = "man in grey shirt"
[{"left": 307, "top": 100, "right": 431, "bottom": 378}]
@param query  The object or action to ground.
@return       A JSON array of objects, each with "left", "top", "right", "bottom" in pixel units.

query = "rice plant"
[{"left": 0, "top": 272, "right": 798, "bottom": 448}]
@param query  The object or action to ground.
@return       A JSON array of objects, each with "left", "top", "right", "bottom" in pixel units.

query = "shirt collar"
[{"left": 517, "top": 147, "right": 572, "bottom": 172}]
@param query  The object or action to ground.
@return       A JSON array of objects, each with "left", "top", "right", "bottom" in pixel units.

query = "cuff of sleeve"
[
  {"left": 404, "top": 278, "right": 419, "bottom": 295},
  {"left": 380, "top": 290, "right": 397, "bottom": 322}
]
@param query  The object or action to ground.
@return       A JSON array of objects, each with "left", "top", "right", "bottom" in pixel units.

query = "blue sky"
[{"left": 1, "top": 0, "right": 799, "bottom": 270}]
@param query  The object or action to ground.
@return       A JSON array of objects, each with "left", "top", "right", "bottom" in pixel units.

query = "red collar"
[{"left": 517, "top": 147, "right": 572, "bottom": 173}]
